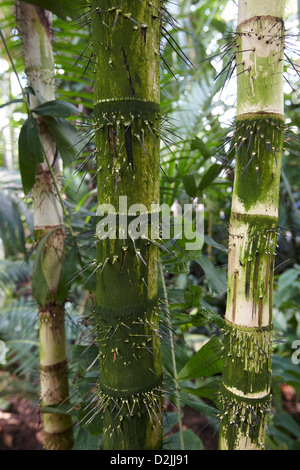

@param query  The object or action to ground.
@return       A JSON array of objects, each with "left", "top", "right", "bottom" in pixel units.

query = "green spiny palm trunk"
[
  {"left": 17, "top": 3, "right": 73, "bottom": 450},
  {"left": 91, "top": 0, "right": 163, "bottom": 450},
  {"left": 218, "top": 0, "right": 286, "bottom": 450}
]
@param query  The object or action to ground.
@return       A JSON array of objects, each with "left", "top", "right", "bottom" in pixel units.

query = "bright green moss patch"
[
  {"left": 235, "top": 16, "right": 285, "bottom": 116},
  {"left": 222, "top": 320, "right": 273, "bottom": 396},
  {"left": 230, "top": 210, "right": 278, "bottom": 267},
  {"left": 91, "top": 0, "right": 161, "bottom": 103},
  {"left": 218, "top": 382, "right": 271, "bottom": 450},
  {"left": 232, "top": 114, "right": 284, "bottom": 212},
  {"left": 95, "top": 299, "right": 162, "bottom": 394}
]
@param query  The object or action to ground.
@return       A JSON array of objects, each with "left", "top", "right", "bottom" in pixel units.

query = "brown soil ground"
[
  {"left": 0, "top": 395, "right": 43, "bottom": 450},
  {"left": 0, "top": 395, "right": 218, "bottom": 450}
]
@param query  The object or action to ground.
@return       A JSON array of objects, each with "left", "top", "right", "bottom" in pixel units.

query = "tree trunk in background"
[
  {"left": 218, "top": 0, "right": 286, "bottom": 450},
  {"left": 91, "top": 0, "right": 163, "bottom": 449},
  {"left": 17, "top": 2, "right": 73, "bottom": 450}
]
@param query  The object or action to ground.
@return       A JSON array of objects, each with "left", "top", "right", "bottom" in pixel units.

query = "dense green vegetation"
[{"left": 0, "top": 0, "right": 299, "bottom": 451}]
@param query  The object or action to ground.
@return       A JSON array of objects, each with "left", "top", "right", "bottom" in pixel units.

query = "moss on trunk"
[
  {"left": 218, "top": 0, "right": 285, "bottom": 450},
  {"left": 91, "top": 0, "right": 163, "bottom": 449}
]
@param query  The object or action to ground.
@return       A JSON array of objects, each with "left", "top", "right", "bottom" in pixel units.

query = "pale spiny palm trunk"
[
  {"left": 218, "top": 0, "right": 286, "bottom": 450},
  {"left": 90, "top": 0, "right": 163, "bottom": 449},
  {"left": 17, "top": 3, "right": 73, "bottom": 449}
]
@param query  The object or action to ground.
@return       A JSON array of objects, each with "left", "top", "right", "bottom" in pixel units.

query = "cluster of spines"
[
  {"left": 216, "top": 322, "right": 275, "bottom": 449},
  {"left": 202, "top": 10, "right": 300, "bottom": 180},
  {"left": 71, "top": 1, "right": 184, "bottom": 61},
  {"left": 87, "top": 382, "right": 164, "bottom": 443},
  {"left": 75, "top": 295, "right": 178, "bottom": 428},
  {"left": 221, "top": 323, "right": 273, "bottom": 378},
  {"left": 209, "top": 14, "right": 286, "bottom": 90},
  {"left": 95, "top": 301, "right": 161, "bottom": 362},
  {"left": 228, "top": 222, "right": 279, "bottom": 256},
  {"left": 216, "top": 117, "right": 285, "bottom": 177},
  {"left": 74, "top": 111, "right": 184, "bottom": 199},
  {"left": 217, "top": 383, "right": 272, "bottom": 450}
]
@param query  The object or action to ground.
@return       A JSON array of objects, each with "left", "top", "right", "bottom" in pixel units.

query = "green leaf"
[
  {"left": 198, "top": 163, "right": 222, "bottom": 193},
  {"left": 0, "top": 397, "right": 10, "bottom": 411},
  {"left": 32, "top": 233, "right": 52, "bottom": 305},
  {"left": 18, "top": 0, "right": 78, "bottom": 19},
  {"left": 177, "top": 336, "right": 223, "bottom": 381},
  {"left": 18, "top": 116, "right": 43, "bottom": 194},
  {"left": 32, "top": 100, "right": 80, "bottom": 118},
  {"left": 165, "top": 429, "right": 204, "bottom": 450},
  {"left": 24, "top": 86, "right": 35, "bottom": 95},
  {"left": 211, "top": 18, "right": 228, "bottom": 34},
  {"left": 272, "top": 354, "right": 300, "bottom": 393},
  {"left": 44, "top": 116, "right": 80, "bottom": 167},
  {"left": 163, "top": 412, "right": 179, "bottom": 434},
  {"left": 56, "top": 246, "right": 78, "bottom": 304},
  {"left": 184, "top": 397, "right": 219, "bottom": 419},
  {"left": 190, "top": 137, "right": 211, "bottom": 159},
  {"left": 0, "top": 98, "right": 25, "bottom": 109},
  {"left": 182, "top": 376, "right": 221, "bottom": 399},
  {"left": 73, "top": 426, "right": 101, "bottom": 450},
  {"left": 183, "top": 285, "right": 202, "bottom": 308},
  {"left": 204, "top": 234, "right": 228, "bottom": 254},
  {"left": 0, "top": 191, "right": 26, "bottom": 256},
  {"left": 274, "top": 412, "right": 300, "bottom": 438},
  {"left": 71, "top": 344, "right": 99, "bottom": 378},
  {"left": 161, "top": 222, "right": 203, "bottom": 275},
  {"left": 197, "top": 255, "right": 227, "bottom": 294},
  {"left": 161, "top": 339, "right": 190, "bottom": 378},
  {"left": 181, "top": 173, "right": 198, "bottom": 198},
  {"left": 191, "top": 308, "right": 225, "bottom": 328}
]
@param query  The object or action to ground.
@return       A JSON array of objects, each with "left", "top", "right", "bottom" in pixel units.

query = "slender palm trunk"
[
  {"left": 90, "top": 0, "right": 163, "bottom": 449},
  {"left": 218, "top": 0, "right": 286, "bottom": 450},
  {"left": 17, "top": 3, "right": 73, "bottom": 450}
]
